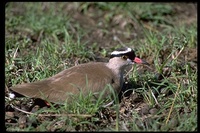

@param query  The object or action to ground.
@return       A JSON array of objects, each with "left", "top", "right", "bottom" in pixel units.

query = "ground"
[{"left": 5, "top": 2, "right": 197, "bottom": 131}]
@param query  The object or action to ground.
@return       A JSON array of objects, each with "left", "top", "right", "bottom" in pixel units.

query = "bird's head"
[{"left": 110, "top": 47, "right": 149, "bottom": 67}]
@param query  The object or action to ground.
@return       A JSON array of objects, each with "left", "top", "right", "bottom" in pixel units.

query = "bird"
[{"left": 9, "top": 47, "right": 149, "bottom": 104}]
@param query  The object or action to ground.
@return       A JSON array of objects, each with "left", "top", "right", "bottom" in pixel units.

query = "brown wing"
[{"left": 10, "top": 62, "right": 121, "bottom": 104}]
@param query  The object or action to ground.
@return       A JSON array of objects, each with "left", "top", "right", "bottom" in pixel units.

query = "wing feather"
[{"left": 10, "top": 62, "right": 121, "bottom": 103}]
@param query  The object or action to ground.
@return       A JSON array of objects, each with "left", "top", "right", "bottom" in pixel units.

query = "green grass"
[{"left": 5, "top": 2, "right": 197, "bottom": 131}]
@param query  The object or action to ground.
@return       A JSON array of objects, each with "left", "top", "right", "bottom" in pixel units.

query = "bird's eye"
[{"left": 121, "top": 55, "right": 128, "bottom": 60}]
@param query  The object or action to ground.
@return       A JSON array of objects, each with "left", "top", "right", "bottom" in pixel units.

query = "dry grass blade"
[
  {"left": 11, "top": 105, "right": 93, "bottom": 118},
  {"left": 165, "top": 82, "right": 181, "bottom": 124}
]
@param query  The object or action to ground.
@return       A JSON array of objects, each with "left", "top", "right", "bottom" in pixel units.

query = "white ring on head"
[{"left": 111, "top": 47, "right": 132, "bottom": 55}]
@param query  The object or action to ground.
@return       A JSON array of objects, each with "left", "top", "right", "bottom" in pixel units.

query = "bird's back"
[{"left": 10, "top": 62, "right": 121, "bottom": 104}]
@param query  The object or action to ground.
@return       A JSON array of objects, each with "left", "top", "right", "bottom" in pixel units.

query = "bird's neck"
[
  {"left": 106, "top": 58, "right": 130, "bottom": 89},
  {"left": 106, "top": 59, "right": 128, "bottom": 78}
]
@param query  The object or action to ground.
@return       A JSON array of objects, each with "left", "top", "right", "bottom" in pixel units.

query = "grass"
[{"left": 5, "top": 2, "right": 197, "bottom": 131}]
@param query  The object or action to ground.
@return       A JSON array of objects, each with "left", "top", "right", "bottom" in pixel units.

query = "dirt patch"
[{"left": 66, "top": 3, "right": 197, "bottom": 50}]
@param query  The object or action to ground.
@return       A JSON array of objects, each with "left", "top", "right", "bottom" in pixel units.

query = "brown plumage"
[{"left": 9, "top": 47, "right": 149, "bottom": 104}]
